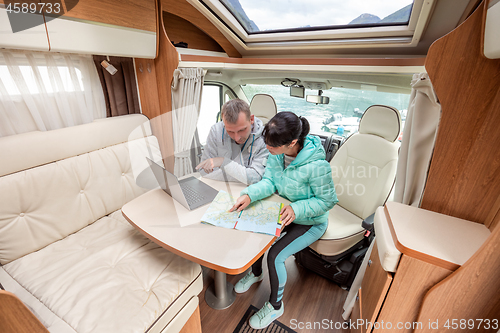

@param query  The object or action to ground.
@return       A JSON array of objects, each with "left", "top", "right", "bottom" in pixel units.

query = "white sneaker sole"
[
  {"left": 234, "top": 274, "right": 264, "bottom": 294},
  {"left": 249, "top": 308, "right": 284, "bottom": 330}
]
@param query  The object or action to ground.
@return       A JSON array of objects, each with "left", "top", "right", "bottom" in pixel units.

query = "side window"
[{"left": 197, "top": 84, "right": 222, "bottom": 145}]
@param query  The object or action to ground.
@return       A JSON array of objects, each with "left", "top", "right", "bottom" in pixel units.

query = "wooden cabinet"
[
  {"left": 0, "top": 8, "right": 48, "bottom": 51},
  {"left": 359, "top": 242, "right": 393, "bottom": 333},
  {"left": 0, "top": 0, "right": 156, "bottom": 58},
  {"left": 351, "top": 202, "right": 491, "bottom": 333}
]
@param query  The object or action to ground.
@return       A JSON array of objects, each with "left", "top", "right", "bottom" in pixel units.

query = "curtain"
[
  {"left": 92, "top": 56, "right": 140, "bottom": 117},
  {"left": 393, "top": 73, "right": 441, "bottom": 206},
  {"left": 171, "top": 68, "right": 205, "bottom": 177},
  {"left": 0, "top": 50, "right": 106, "bottom": 137}
]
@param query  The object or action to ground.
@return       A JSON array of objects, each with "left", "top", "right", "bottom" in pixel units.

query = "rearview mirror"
[{"left": 306, "top": 95, "right": 330, "bottom": 104}]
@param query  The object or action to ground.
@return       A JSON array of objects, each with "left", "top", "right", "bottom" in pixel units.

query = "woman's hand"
[
  {"left": 229, "top": 195, "right": 251, "bottom": 212},
  {"left": 280, "top": 205, "right": 295, "bottom": 227}
]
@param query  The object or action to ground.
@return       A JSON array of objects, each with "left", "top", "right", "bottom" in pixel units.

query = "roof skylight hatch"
[
  {"left": 218, "top": 0, "right": 414, "bottom": 34},
  {"left": 193, "top": 0, "right": 433, "bottom": 50}
]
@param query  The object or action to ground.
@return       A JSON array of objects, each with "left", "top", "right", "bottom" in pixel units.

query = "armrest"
[
  {"left": 0, "top": 291, "right": 48, "bottom": 333},
  {"left": 362, "top": 213, "right": 375, "bottom": 232}
]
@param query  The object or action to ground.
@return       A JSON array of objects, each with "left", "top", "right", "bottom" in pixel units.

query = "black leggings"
[{"left": 251, "top": 222, "right": 326, "bottom": 308}]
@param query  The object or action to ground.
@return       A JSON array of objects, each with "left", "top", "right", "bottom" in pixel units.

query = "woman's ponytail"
[{"left": 297, "top": 116, "right": 310, "bottom": 148}]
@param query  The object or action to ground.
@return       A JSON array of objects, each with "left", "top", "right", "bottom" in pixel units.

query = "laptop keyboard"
[{"left": 180, "top": 183, "right": 206, "bottom": 204}]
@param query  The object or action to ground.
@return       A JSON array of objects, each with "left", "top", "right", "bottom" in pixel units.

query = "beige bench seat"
[
  {"left": 2, "top": 210, "right": 202, "bottom": 333},
  {"left": 0, "top": 114, "right": 203, "bottom": 333}
]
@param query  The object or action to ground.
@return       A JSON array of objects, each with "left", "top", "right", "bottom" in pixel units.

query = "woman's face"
[
  {"left": 266, "top": 139, "right": 298, "bottom": 156},
  {"left": 266, "top": 144, "right": 288, "bottom": 155}
]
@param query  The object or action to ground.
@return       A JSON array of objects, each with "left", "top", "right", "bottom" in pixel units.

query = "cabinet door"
[
  {"left": 360, "top": 241, "right": 393, "bottom": 333},
  {"left": 45, "top": 18, "right": 156, "bottom": 58},
  {"left": 0, "top": 8, "right": 49, "bottom": 51}
]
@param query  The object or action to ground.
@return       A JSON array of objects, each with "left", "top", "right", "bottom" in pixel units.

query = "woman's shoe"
[
  {"left": 249, "top": 301, "right": 284, "bottom": 329},
  {"left": 234, "top": 271, "right": 264, "bottom": 293}
]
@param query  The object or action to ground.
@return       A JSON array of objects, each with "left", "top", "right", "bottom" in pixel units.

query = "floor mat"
[{"left": 232, "top": 305, "right": 298, "bottom": 333}]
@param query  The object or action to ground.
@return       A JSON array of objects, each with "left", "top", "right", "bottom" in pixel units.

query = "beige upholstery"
[
  {"left": 358, "top": 105, "right": 401, "bottom": 142},
  {"left": 2, "top": 211, "right": 203, "bottom": 333},
  {"left": 0, "top": 115, "right": 202, "bottom": 333},
  {"left": 373, "top": 206, "right": 401, "bottom": 272},
  {"left": 0, "top": 115, "right": 161, "bottom": 265},
  {"left": 311, "top": 105, "right": 401, "bottom": 256},
  {"left": 309, "top": 205, "right": 364, "bottom": 256},
  {"left": 249, "top": 94, "right": 277, "bottom": 124}
]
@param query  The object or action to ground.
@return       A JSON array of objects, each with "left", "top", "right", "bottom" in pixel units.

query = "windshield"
[{"left": 241, "top": 84, "right": 409, "bottom": 138}]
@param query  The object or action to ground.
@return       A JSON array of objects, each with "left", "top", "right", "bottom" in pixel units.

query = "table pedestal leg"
[{"left": 205, "top": 270, "right": 236, "bottom": 310}]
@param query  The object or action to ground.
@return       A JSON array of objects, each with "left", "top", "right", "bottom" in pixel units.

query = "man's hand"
[
  {"left": 229, "top": 195, "right": 251, "bottom": 212},
  {"left": 196, "top": 157, "right": 224, "bottom": 173},
  {"left": 280, "top": 205, "right": 295, "bottom": 227}
]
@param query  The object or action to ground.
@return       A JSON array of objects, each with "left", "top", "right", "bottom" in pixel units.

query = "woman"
[{"left": 229, "top": 111, "right": 338, "bottom": 330}]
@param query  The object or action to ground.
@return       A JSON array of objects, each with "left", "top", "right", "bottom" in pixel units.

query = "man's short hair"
[{"left": 221, "top": 99, "right": 251, "bottom": 123}]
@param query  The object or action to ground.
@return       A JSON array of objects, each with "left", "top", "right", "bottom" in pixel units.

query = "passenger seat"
[{"left": 296, "top": 105, "right": 401, "bottom": 288}]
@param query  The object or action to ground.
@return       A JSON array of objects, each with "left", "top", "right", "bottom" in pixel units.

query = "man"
[{"left": 196, "top": 99, "right": 268, "bottom": 185}]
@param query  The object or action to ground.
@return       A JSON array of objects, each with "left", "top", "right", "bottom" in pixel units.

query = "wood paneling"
[
  {"left": 415, "top": 222, "right": 500, "bottom": 333},
  {"left": 164, "top": 12, "right": 224, "bottom": 53},
  {"left": 180, "top": 54, "right": 426, "bottom": 67},
  {"left": 373, "top": 255, "right": 451, "bottom": 333},
  {"left": 135, "top": 58, "right": 175, "bottom": 172},
  {"left": 179, "top": 305, "right": 202, "bottom": 333},
  {"left": 360, "top": 243, "right": 393, "bottom": 333},
  {"left": 0, "top": 291, "right": 49, "bottom": 333},
  {"left": 40, "top": 0, "right": 157, "bottom": 32},
  {"left": 162, "top": 0, "right": 241, "bottom": 57},
  {"left": 421, "top": 0, "right": 500, "bottom": 225},
  {"left": 135, "top": 0, "right": 178, "bottom": 173}
]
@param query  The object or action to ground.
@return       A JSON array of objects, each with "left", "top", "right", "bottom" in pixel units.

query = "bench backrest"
[{"left": 0, "top": 115, "right": 162, "bottom": 265}]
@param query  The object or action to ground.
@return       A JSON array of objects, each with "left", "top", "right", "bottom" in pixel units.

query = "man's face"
[{"left": 223, "top": 113, "right": 254, "bottom": 145}]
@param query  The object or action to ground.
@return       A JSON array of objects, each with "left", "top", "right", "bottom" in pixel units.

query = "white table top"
[
  {"left": 385, "top": 201, "right": 491, "bottom": 270},
  {"left": 122, "top": 176, "right": 290, "bottom": 274}
]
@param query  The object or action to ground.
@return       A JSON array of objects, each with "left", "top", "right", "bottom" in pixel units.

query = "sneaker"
[
  {"left": 234, "top": 271, "right": 264, "bottom": 294},
  {"left": 249, "top": 301, "right": 284, "bottom": 330}
]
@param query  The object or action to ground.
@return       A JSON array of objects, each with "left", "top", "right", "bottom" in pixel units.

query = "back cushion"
[
  {"left": 0, "top": 115, "right": 162, "bottom": 265},
  {"left": 331, "top": 133, "right": 398, "bottom": 219}
]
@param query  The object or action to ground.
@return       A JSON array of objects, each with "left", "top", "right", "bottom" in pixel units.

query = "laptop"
[{"left": 146, "top": 157, "right": 219, "bottom": 210}]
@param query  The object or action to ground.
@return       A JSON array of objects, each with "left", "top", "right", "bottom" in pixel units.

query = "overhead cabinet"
[
  {"left": 0, "top": 0, "right": 156, "bottom": 58},
  {"left": 0, "top": 8, "right": 49, "bottom": 51}
]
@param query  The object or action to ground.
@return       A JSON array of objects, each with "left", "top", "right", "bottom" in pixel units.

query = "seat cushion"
[
  {"left": 309, "top": 205, "right": 365, "bottom": 256},
  {"left": 2, "top": 210, "right": 202, "bottom": 333}
]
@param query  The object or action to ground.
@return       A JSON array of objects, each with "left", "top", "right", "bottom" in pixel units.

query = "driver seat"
[{"left": 250, "top": 94, "right": 277, "bottom": 124}]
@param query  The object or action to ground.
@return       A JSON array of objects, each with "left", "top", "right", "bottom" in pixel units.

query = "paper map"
[{"left": 201, "top": 191, "right": 283, "bottom": 237}]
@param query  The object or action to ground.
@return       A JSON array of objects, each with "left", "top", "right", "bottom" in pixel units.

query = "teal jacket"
[{"left": 241, "top": 135, "right": 338, "bottom": 225}]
